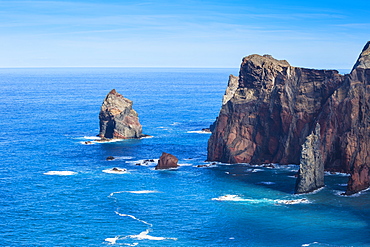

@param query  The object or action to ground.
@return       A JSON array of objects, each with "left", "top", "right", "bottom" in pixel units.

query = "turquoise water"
[{"left": 0, "top": 68, "right": 369, "bottom": 246}]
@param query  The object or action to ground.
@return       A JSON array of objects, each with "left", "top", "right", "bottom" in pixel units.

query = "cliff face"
[
  {"left": 98, "top": 89, "right": 143, "bottom": 139},
  {"left": 319, "top": 67, "right": 370, "bottom": 194},
  {"left": 208, "top": 54, "right": 343, "bottom": 165},
  {"left": 208, "top": 42, "right": 370, "bottom": 195}
]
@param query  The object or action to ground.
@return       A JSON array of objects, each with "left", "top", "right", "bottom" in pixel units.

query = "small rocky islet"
[
  {"left": 98, "top": 89, "right": 145, "bottom": 139},
  {"left": 96, "top": 42, "right": 370, "bottom": 195}
]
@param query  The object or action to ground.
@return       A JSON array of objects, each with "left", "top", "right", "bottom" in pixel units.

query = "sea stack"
[
  {"left": 155, "top": 152, "right": 179, "bottom": 170},
  {"left": 99, "top": 89, "right": 143, "bottom": 139},
  {"left": 295, "top": 123, "right": 324, "bottom": 194},
  {"left": 207, "top": 41, "right": 370, "bottom": 195}
]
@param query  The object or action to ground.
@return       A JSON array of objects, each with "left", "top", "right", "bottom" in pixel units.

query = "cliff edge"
[{"left": 207, "top": 42, "right": 370, "bottom": 195}]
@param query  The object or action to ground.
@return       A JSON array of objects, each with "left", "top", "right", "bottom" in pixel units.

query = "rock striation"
[
  {"left": 352, "top": 41, "right": 370, "bottom": 70},
  {"left": 155, "top": 152, "right": 179, "bottom": 170},
  {"left": 99, "top": 89, "right": 143, "bottom": 139},
  {"left": 295, "top": 123, "right": 324, "bottom": 194},
  {"left": 208, "top": 42, "right": 370, "bottom": 195}
]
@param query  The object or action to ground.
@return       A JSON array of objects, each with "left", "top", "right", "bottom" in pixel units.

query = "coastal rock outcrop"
[
  {"left": 208, "top": 41, "right": 370, "bottom": 195},
  {"left": 319, "top": 54, "right": 370, "bottom": 194},
  {"left": 207, "top": 54, "right": 343, "bottom": 165},
  {"left": 295, "top": 123, "right": 324, "bottom": 194},
  {"left": 352, "top": 41, "right": 370, "bottom": 70},
  {"left": 155, "top": 152, "right": 179, "bottom": 170},
  {"left": 98, "top": 89, "right": 143, "bottom": 139}
]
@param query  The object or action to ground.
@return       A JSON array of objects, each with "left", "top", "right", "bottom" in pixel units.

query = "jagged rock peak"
[
  {"left": 352, "top": 41, "right": 370, "bottom": 71},
  {"left": 295, "top": 123, "right": 324, "bottom": 194},
  {"left": 208, "top": 41, "right": 370, "bottom": 195},
  {"left": 98, "top": 89, "right": 143, "bottom": 139},
  {"left": 242, "top": 54, "right": 290, "bottom": 67},
  {"left": 222, "top": 74, "right": 239, "bottom": 105}
]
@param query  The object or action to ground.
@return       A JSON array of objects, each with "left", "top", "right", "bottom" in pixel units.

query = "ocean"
[{"left": 0, "top": 68, "right": 369, "bottom": 247}]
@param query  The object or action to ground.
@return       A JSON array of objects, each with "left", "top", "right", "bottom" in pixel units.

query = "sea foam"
[
  {"left": 102, "top": 168, "right": 128, "bottom": 174},
  {"left": 212, "top": 195, "right": 310, "bottom": 205},
  {"left": 82, "top": 136, "right": 101, "bottom": 140},
  {"left": 127, "top": 229, "right": 177, "bottom": 241},
  {"left": 115, "top": 212, "right": 152, "bottom": 227},
  {"left": 126, "top": 190, "right": 159, "bottom": 194},
  {"left": 104, "top": 236, "right": 119, "bottom": 244},
  {"left": 43, "top": 171, "right": 77, "bottom": 176},
  {"left": 186, "top": 130, "right": 211, "bottom": 134}
]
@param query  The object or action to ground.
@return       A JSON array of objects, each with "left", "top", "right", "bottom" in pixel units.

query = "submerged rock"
[
  {"left": 106, "top": 156, "right": 115, "bottom": 161},
  {"left": 98, "top": 89, "right": 143, "bottom": 139},
  {"left": 155, "top": 152, "right": 179, "bottom": 170},
  {"left": 208, "top": 42, "right": 370, "bottom": 195}
]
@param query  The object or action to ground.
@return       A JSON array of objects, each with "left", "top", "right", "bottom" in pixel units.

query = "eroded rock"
[
  {"left": 98, "top": 89, "right": 143, "bottom": 139},
  {"left": 155, "top": 152, "right": 179, "bottom": 170},
  {"left": 295, "top": 123, "right": 324, "bottom": 194},
  {"left": 208, "top": 42, "right": 370, "bottom": 195},
  {"left": 207, "top": 54, "right": 343, "bottom": 165}
]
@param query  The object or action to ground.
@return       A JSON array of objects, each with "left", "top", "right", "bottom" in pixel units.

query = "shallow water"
[{"left": 0, "top": 68, "right": 369, "bottom": 246}]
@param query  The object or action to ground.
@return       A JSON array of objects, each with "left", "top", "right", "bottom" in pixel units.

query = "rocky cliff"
[
  {"left": 208, "top": 41, "right": 370, "bottom": 195},
  {"left": 98, "top": 89, "right": 143, "bottom": 139}
]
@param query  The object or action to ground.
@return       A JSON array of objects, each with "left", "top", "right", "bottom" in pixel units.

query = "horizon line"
[
  {"left": 0, "top": 65, "right": 240, "bottom": 69},
  {"left": 0, "top": 66, "right": 352, "bottom": 71}
]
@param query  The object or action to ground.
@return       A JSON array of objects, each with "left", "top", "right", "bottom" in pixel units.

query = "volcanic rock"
[
  {"left": 352, "top": 41, "right": 370, "bottom": 71},
  {"left": 155, "top": 152, "right": 179, "bottom": 170},
  {"left": 98, "top": 89, "right": 143, "bottom": 139},
  {"left": 295, "top": 123, "right": 324, "bottom": 194},
  {"left": 319, "top": 62, "right": 370, "bottom": 195},
  {"left": 207, "top": 54, "right": 343, "bottom": 165},
  {"left": 208, "top": 42, "right": 370, "bottom": 195},
  {"left": 106, "top": 156, "right": 115, "bottom": 161}
]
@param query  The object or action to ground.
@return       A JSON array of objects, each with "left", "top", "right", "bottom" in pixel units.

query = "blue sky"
[{"left": 0, "top": 0, "right": 369, "bottom": 69}]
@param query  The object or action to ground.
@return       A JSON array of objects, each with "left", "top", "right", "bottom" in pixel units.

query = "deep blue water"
[{"left": 0, "top": 68, "right": 369, "bottom": 247}]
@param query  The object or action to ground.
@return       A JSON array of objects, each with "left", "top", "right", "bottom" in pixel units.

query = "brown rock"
[
  {"left": 319, "top": 67, "right": 370, "bottom": 195},
  {"left": 155, "top": 152, "right": 179, "bottom": 170},
  {"left": 352, "top": 41, "right": 370, "bottom": 71},
  {"left": 208, "top": 42, "right": 370, "bottom": 195},
  {"left": 295, "top": 123, "right": 324, "bottom": 194},
  {"left": 98, "top": 89, "right": 144, "bottom": 139},
  {"left": 207, "top": 54, "right": 343, "bottom": 165}
]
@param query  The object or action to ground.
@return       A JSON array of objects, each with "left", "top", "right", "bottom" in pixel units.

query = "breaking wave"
[
  {"left": 212, "top": 195, "right": 310, "bottom": 205},
  {"left": 334, "top": 187, "right": 370, "bottom": 197},
  {"left": 105, "top": 190, "right": 176, "bottom": 245},
  {"left": 126, "top": 229, "right": 177, "bottom": 241},
  {"left": 301, "top": 242, "right": 344, "bottom": 247},
  {"left": 186, "top": 130, "right": 211, "bottom": 134},
  {"left": 102, "top": 168, "right": 129, "bottom": 174},
  {"left": 43, "top": 171, "right": 77, "bottom": 176}
]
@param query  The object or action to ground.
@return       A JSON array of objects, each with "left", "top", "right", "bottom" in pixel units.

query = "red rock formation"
[
  {"left": 319, "top": 67, "right": 370, "bottom": 194},
  {"left": 99, "top": 89, "right": 143, "bottom": 139},
  {"left": 155, "top": 152, "right": 179, "bottom": 170},
  {"left": 208, "top": 42, "right": 370, "bottom": 195},
  {"left": 208, "top": 54, "right": 343, "bottom": 165}
]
